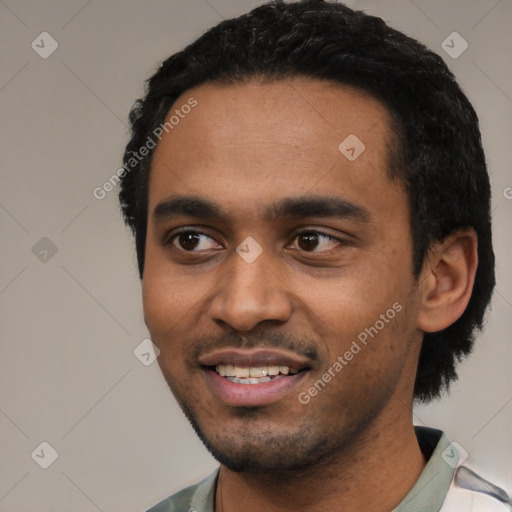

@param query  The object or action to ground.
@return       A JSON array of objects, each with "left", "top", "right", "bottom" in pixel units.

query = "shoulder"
[
  {"left": 147, "top": 484, "right": 198, "bottom": 512},
  {"left": 440, "top": 465, "right": 511, "bottom": 512},
  {"left": 146, "top": 469, "right": 219, "bottom": 512}
]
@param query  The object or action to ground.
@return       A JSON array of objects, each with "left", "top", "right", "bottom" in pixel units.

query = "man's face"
[{"left": 142, "top": 78, "right": 423, "bottom": 472}]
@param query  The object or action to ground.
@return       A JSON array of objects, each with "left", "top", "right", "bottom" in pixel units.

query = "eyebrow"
[{"left": 152, "top": 195, "right": 372, "bottom": 224}]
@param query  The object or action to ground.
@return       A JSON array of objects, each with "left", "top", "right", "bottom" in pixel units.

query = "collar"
[{"left": 392, "top": 426, "right": 456, "bottom": 511}]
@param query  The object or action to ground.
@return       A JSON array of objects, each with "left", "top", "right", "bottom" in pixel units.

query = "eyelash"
[{"left": 164, "top": 228, "right": 345, "bottom": 255}]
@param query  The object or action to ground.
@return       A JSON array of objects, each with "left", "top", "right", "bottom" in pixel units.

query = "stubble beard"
[{"left": 164, "top": 370, "right": 387, "bottom": 476}]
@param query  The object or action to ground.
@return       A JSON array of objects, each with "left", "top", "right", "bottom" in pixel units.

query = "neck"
[{"left": 215, "top": 406, "right": 426, "bottom": 512}]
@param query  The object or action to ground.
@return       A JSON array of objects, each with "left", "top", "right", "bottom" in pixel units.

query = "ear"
[{"left": 417, "top": 228, "right": 478, "bottom": 333}]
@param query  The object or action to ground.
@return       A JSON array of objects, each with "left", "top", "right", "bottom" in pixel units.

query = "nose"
[{"left": 208, "top": 250, "right": 293, "bottom": 332}]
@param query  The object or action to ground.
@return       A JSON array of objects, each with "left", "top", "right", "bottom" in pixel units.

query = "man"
[{"left": 118, "top": 1, "right": 508, "bottom": 510}]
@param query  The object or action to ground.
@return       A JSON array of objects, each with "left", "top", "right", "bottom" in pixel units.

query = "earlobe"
[{"left": 417, "top": 229, "right": 478, "bottom": 333}]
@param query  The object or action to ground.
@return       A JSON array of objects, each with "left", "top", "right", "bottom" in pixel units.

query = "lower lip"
[{"left": 203, "top": 368, "right": 308, "bottom": 407}]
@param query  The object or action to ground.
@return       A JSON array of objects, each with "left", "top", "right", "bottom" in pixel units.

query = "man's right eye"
[{"left": 168, "top": 230, "right": 221, "bottom": 252}]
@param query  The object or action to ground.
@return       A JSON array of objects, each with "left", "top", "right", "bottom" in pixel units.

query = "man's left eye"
[{"left": 290, "top": 231, "right": 342, "bottom": 252}]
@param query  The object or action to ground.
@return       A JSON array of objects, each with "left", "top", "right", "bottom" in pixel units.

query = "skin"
[{"left": 142, "top": 78, "right": 477, "bottom": 512}]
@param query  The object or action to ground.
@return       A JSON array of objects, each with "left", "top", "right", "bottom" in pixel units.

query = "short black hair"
[{"left": 118, "top": 0, "right": 495, "bottom": 403}]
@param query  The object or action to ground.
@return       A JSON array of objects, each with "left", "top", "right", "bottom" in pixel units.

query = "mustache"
[{"left": 187, "top": 330, "right": 320, "bottom": 366}]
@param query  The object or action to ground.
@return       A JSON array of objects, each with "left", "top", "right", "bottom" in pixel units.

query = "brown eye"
[
  {"left": 176, "top": 232, "right": 201, "bottom": 251},
  {"left": 297, "top": 232, "right": 320, "bottom": 251},
  {"left": 168, "top": 230, "right": 220, "bottom": 252},
  {"left": 291, "top": 230, "right": 342, "bottom": 253}
]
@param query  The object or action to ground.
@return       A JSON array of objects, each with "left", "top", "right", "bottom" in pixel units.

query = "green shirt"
[{"left": 147, "top": 427, "right": 507, "bottom": 512}]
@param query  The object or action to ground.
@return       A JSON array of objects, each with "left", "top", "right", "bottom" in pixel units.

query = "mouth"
[
  {"left": 198, "top": 348, "right": 312, "bottom": 406},
  {"left": 209, "top": 363, "right": 304, "bottom": 384}
]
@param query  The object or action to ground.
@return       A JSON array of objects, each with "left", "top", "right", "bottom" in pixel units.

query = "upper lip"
[{"left": 198, "top": 348, "right": 312, "bottom": 371}]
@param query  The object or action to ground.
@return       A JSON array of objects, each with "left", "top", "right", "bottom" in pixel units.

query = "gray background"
[{"left": 0, "top": 0, "right": 511, "bottom": 511}]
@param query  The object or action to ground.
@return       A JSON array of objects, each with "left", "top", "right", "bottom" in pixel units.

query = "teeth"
[
  {"left": 267, "top": 365, "right": 280, "bottom": 375},
  {"left": 234, "top": 366, "right": 249, "bottom": 378},
  {"left": 227, "top": 376, "right": 272, "bottom": 384},
  {"left": 249, "top": 366, "right": 267, "bottom": 378},
  {"left": 217, "top": 364, "right": 234, "bottom": 377},
  {"left": 215, "top": 364, "right": 298, "bottom": 379}
]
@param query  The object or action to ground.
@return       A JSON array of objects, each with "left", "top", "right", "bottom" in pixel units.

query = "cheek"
[
  {"left": 142, "top": 250, "right": 193, "bottom": 343},
  {"left": 142, "top": 275, "right": 195, "bottom": 380},
  {"left": 292, "top": 257, "right": 404, "bottom": 323},
  {"left": 292, "top": 258, "right": 414, "bottom": 366},
  {"left": 143, "top": 238, "right": 194, "bottom": 314}
]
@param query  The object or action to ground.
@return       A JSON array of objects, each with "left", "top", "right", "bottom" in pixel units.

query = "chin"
[{"left": 182, "top": 404, "right": 332, "bottom": 473}]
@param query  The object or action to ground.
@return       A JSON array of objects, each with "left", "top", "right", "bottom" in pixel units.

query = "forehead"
[{"left": 148, "top": 78, "right": 404, "bottom": 222}]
